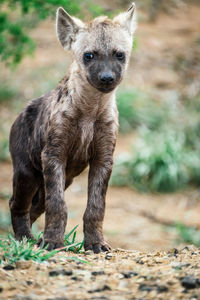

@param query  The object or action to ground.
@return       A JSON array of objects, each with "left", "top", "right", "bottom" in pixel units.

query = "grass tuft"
[{"left": 0, "top": 225, "right": 84, "bottom": 265}]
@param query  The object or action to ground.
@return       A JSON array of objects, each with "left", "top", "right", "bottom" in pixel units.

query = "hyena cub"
[{"left": 9, "top": 4, "right": 136, "bottom": 253}]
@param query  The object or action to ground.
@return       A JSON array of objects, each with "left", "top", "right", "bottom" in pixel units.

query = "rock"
[
  {"left": 136, "top": 259, "right": 144, "bottom": 264},
  {"left": 84, "top": 250, "right": 93, "bottom": 256},
  {"left": 26, "top": 280, "right": 33, "bottom": 286},
  {"left": 171, "top": 262, "right": 191, "bottom": 270},
  {"left": 138, "top": 284, "right": 154, "bottom": 292},
  {"left": 157, "top": 285, "right": 169, "bottom": 293},
  {"left": 138, "top": 284, "right": 168, "bottom": 293},
  {"left": 49, "top": 270, "right": 61, "bottom": 277},
  {"left": 122, "top": 271, "right": 138, "bottom": 278},
  {"left": 91, "top": 271, "right": 105, "bottom": 276},
  {"left": 63, "top": 270, "right": 73, "bottom": 276},
  {"left": 13, "top": 296, "right": 35, "bottom": 300},
  {"left": 105, "top": 253, "right": 113, "bottom": 260},
  {"left": 91, "top": 297, "right": 109, "bottom": 300},
  {"left": 88, "top": 284, "right": 111, "bottom": 293},
  {"left": 167, "top": 248, "right": 179, "bottom": 257},
  {"left": 49, "top": 269, "right": 72, "bottom": 277},
  {"left": 3, "top": 265, "right": 15, "bottom": 270},
  {"left": 0, "top": 287, "right": 3, "bottom": 293},
  {"left": 71, "top": 276, "right": 82, "bottom": 281},
  {"left": 46, "top": 298, "right": 68, "bottom": 300},
  {"left": 49, "top": 259, "right": 57, "bottom": 263},
  {"left": 16, "top": 260, "right": 32, "bottom": 269},
  {"left": 181, "top": 276, "right": 200, "bottom": 289}
]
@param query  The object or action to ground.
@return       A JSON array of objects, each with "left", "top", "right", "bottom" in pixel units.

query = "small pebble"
[
  {"left": 49, "top": 269, "right": 73, "bottom": 277},
  {"left": 157, "top": 285, "right": 169, "bottom": 293},
  {"left": 3, "top": 265, "right": 15, "bottom": 270},
  {"left": 63, "top": 270, "right": 73, "bottom": 276},
  {"left": 139, "top": 284, "right": 153, "bottom": 292},
  {"left": 105, "top": 253, "right": 113, "bottom": 260},
  {"left": 181, "top": 276, "right": 200, "bottom": 289},
  {"left": 71, "top": 276, "right": 82, "bottom": 281},
  {"left": 139, "top": 284, "right": 168, "bottom": 293},
  {"left": 88, "top": 284, "right": 111, "bottom": 293},
  {"left": 91, "top": 271, "right": 105, "bottom": 276},
  {"left": 84, "top": 250, "right": 93, "bottom": 256},
  {"left": 122, "top": 271, "right": 138, "bottom": 278},
  {"left": 46, "top": 297, "right": 68, "bottom": 300},
  {"left": 91, "top": 297, "right": 109, "bottom": 300},
  {"left": 49, "top": 270, "right": 61, "bottom": 277}
]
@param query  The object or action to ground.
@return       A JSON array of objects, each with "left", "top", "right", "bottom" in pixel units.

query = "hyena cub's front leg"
[
  {"left": 83, "top": 136, "right": 115, "bottom": 253},
  {"left": 39, "top": 149, "right": 67, "bottom": 250},
  {"left": 83, "top": 161, "right": 113, "bottom": 253}
]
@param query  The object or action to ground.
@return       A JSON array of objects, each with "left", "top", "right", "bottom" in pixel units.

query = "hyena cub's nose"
[{"left": 99, "top": 72, "right": 115, "bottom": 84}]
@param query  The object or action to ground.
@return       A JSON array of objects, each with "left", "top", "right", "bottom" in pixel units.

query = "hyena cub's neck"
[{"left": 66, "top": 61, "right": 116, "bottom": 116}]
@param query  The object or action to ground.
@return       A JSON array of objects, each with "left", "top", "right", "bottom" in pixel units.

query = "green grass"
[
  {"left": 64, "top": 224, "right": 84, "bottom": 253},
  {"left": 0, "top": 234, "right": 58, "bottom": 265},
  {"left": 0, "top": 189, "right": 11, "bottom": 201},
  {"left": 0, "top": 83, "right": 15, "bottom": 104},
  {"left": 116, "top": 88, "right": 169, "bottom": 133},
  {"left": 0, "top": 137, "right": 9, "bottom": 162},
  {"left": 0, "top": 225, "right": 84, "bottom": 265},
  {"left": 167, "top": 222, "right": 200, "bottom": 247},
  {"left": 175, "top": 223, "right": 200, "bottom": 247},
  {"left": 0, "top": 212, "right": 11, "bottom": 230},
  {"left": 112, "top": 90, "right": 200, "bottom": 193},
  {"left": 111, "top": 127, "right": 200, "bottom": 193}
]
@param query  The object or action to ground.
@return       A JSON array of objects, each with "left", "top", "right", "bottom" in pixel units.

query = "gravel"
[{"left": 0, "top": 246, "right": 200, "bottom": 299}]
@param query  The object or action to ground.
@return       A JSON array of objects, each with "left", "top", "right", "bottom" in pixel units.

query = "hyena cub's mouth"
[
  {"left": 87, "top": 76, "right": 118, "bottom": 94},
  {"left": 96, "top": 85, "right": 116, "bottom": 93}
]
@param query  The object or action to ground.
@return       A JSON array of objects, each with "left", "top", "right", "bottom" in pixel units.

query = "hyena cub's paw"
[
  {"left": 37, "top": 238, "right": 64, "bottom": 251},
  {"left": 15, "top": 232, "right": 35, "bottom": 241},
  {"left": 84, "top": 240, "right": 111, "bottom": 254}
]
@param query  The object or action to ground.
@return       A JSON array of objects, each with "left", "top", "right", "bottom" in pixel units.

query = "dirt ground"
[
  {"left": 1, "top": 246, "right": 200, "bottom": 300},
  {"left": 0, "top": 2, "right": 200, "bottom": 299}
]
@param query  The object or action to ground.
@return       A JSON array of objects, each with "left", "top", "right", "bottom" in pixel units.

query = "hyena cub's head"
[{"left": 56, "top": 4, "right": 137, "bottom": 93}]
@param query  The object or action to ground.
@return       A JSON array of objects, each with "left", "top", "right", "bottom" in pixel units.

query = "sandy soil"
[
  {"left": 1, "top": 0, "right": 200, "bottom": 251},
  {"left": 1, "top": 246, "right": 200, "bottom": 299}
]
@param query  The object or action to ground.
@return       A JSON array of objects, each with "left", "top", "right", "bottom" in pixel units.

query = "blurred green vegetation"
[
  {"left": 0, "top": 0, "right": 109, "bottom": 66},
  {"left": 0, "top": 82, "right": 15, "bottom": 103},
  {"left": 0, "top": 122, "right": 10, "bottom": 162},
  {"left": 0, "top": 211, "right": 11, "bottom": 231},
  {"left": 111, "top": 89, "right": 200, "bottom": 193},
  {"left": 0, "top": 0, "right": 81, "bottom": 66},
  {"left": 175, "top": 223, "right": 200, "bottom": 247},
  {"left": 117, "top": 89, "right": 170, "bottom": 133}
]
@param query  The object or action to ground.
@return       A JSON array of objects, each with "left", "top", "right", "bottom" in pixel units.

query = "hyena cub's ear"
[
  {"left": 56, "top": 7, "right": 85, "bottom": 50},
  {"left": 113, "top": 3, "right": 137, "bottom": 36}
]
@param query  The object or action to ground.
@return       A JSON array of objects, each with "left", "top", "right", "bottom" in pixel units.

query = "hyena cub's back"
[{"left": 9, "top": 4, "right": 137, "bottom": 252}]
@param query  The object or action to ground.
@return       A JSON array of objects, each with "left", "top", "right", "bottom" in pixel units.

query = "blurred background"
[{"left": 0, "top": 0, "right": 200, "bottom": 251}]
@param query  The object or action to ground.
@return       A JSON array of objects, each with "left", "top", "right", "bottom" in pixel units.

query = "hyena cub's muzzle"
[{"left": 84, "top": 53, "right": 125, "bottom": 93}]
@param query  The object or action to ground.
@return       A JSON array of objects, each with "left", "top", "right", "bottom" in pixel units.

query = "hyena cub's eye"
[
  {"left": 115, "top": 51, "right": 125, "bottom": 61},
  {"left": 84, "top": 52, "right": 94, "bottom": 62}
]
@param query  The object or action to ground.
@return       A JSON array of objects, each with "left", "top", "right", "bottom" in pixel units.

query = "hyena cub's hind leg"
[
  {"left": 9, "top": 166, "right": 41, "bottom": 241},
  {"left": 30, "top": 185, "right": 45, "bottom": 226}
]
